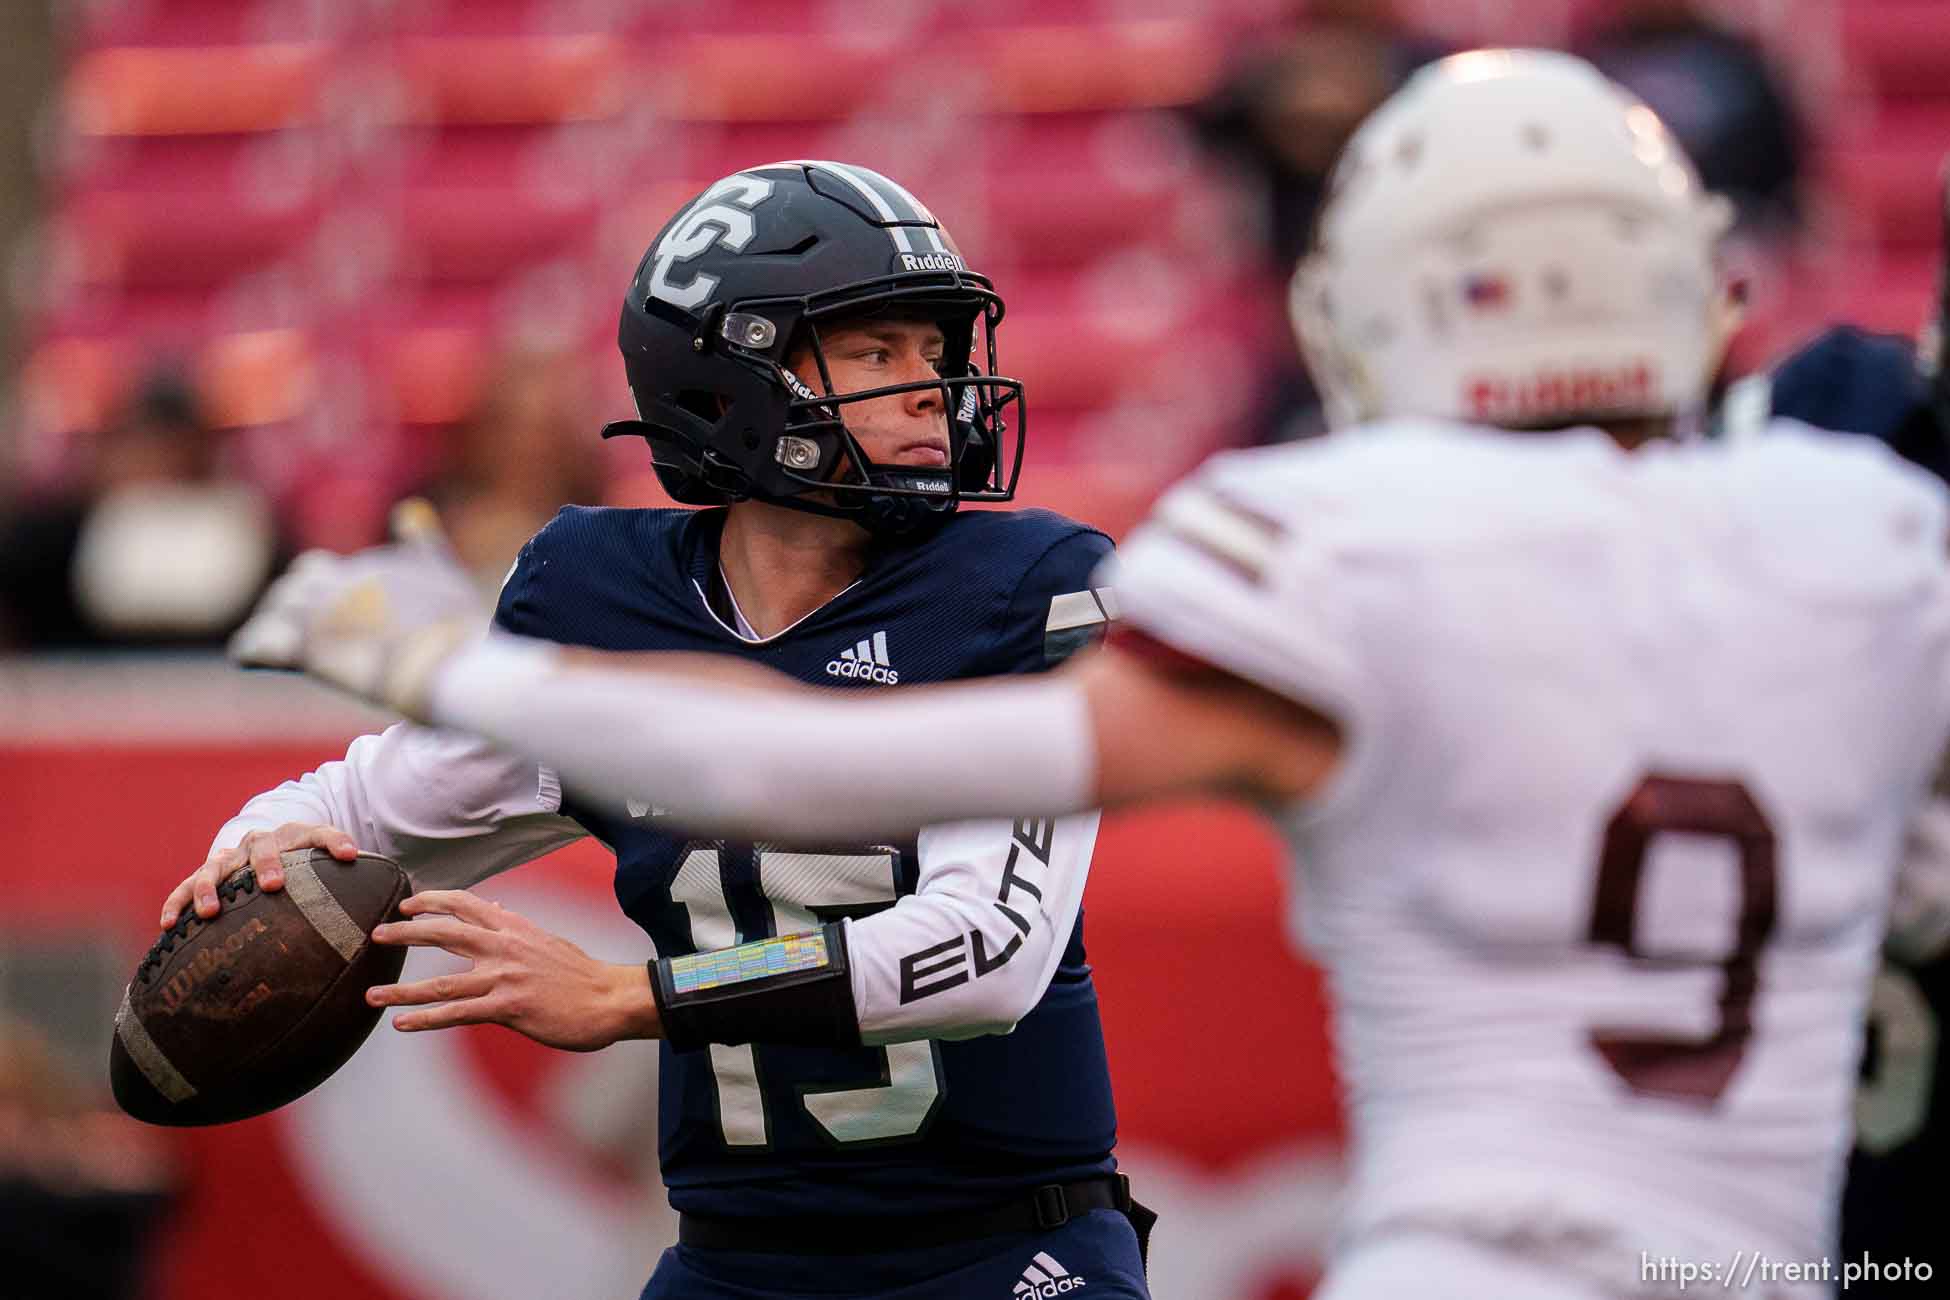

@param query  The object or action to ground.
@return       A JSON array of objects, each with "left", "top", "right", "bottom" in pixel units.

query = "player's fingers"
[
  {"left": 160, "top": 878, "right": 194, "bottom": 929},
  {"left": 370, "top": 914, "right": 494, "bottom": 955},
  {"left": 258, "top": 823, "right": 358, "bottom": 892},
  {"left": 318, "top": 827, "right": 359, "bottom": 860},
  {"left": 161, "top": 851, "right": 230, "bottom": 928},
  {"left": 365, "top": 970, "right": 490, "bottom": 1009},
  {"left": 390, "top": 997, "right": 502, "bottom": 1033},
  {"left": 398, "top": 889, "right": 505, "bottom": 928},
  {"left": 185, "top": 847, "right": 243, "bottom": 921},
  {"left": 241, "top": 830, "right": 287, "bottom": 893}
]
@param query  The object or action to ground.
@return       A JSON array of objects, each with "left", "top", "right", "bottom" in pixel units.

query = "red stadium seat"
[
  {"left": 644, "top": 37, "right": 894, "bottom": 122},
  {"left": 16, "top": 335, "right": 130, "bottom": 437},
  {"left": 387, "top": 125, "right": 609, "bottom": 283},
  {"left": 392, "top": 35, "right": 624, "bottom": 125},
  {"left": 973, "top": 22, "right": 1228, "bottom": 113},
  {"left": 64, "top": 0, "right": 299, "bottom": 50},
  {"left": 41, "top": 127, "right": 342, "bottom": 294},
  {"left": 387, "top": 0, "right": 565, "bottom": 39},
  {"left": 19, "top": 326, "right": 315, "bottom": 435},
  {"left": 1842, "top": 0, "right": 1950, "bottom": 96},
  {"left": 33, "top": 281, "right": 238, "bottom": 342},
  {"left": 58, "top": 191, "right": 320, "bottom": 288},
  {"left": 195, "top": 327, "right": 318, "bottom": 427},
  {"left": 977, "top": 111, "right": 1216, "bottom": 264},
  {"left": 1850, "top": 251, "right": 1939, "bottom": 335},
  {"left": 397, "top": 190, "right": 598, "bottom": 285},
  {"left": 376, "top": 326, "right": 489, "bottom": 426},
  {"left": 64, "top": 43, "right": 327, "bottom": 136},
  {"left": 649, "top": 22, "right": 1228, "bottom": 121},
  {"left": 1826, "top": 138, "right": 1943, "bottom": 252}
]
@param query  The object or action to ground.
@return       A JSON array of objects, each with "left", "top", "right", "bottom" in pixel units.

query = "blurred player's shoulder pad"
[
  {"left": 1712, "top": 421, "right": 1950, "bottom": 604},
  {"left": 1148, "top": 420, "right": 1950, "bottom": 623},
  {"left": 1176, "top": 419, "right": 1634, "bottom": 557}
]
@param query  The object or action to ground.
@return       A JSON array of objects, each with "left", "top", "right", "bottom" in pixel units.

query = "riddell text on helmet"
[
  {"left": 1466, "top": 361, "right": 1657, "bottom": 422},
  {"left": 899, "top": 251, "right": 964, "bottom": 272}
]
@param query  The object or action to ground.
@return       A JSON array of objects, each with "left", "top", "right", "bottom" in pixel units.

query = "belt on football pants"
[{"left": 677, "top": 1172, "right": 1157, "bottom": 1267}]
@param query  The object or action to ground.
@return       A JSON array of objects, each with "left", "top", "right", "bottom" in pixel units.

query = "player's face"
[{"left": 793, "top": 319, "right": 951, "bottom": 470}]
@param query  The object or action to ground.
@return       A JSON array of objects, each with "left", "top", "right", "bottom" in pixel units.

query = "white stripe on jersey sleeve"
[{"left": 1045, "top": 589, "right": 1114, "bottom": 634}]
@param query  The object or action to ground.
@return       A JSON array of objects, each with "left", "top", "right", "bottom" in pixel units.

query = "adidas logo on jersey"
[
  {"left": 1011, "top": 1252, "right": 1084, "bottom": 1297},
  {"left": 827, "top": 631, "right": 899, "bottom": 684}
]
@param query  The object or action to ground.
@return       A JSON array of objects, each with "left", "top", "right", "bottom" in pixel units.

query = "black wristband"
[{"left": 651, "top": 921, "right": 861, "bottom": 1051}]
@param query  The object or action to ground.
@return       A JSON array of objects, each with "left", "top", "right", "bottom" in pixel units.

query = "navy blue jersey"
[
  {"left": 493, "top": 505, "right": 1119, "bottom": 1218},
  {"left": 1761, "top": 324, "right": 1950, "bottom": 482}
]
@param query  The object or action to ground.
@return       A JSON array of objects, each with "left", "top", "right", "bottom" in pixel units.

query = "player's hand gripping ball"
[{"left": 111, "top": 849, "right": 411, "bottom": 1126}]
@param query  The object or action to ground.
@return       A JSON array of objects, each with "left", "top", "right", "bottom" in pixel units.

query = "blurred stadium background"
[{"left": 0, "top": 1, "right": 1940, "bottom": 1296}]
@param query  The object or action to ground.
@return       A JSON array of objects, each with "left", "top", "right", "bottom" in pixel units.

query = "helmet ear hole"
[
  {"left": 674, "top": 390, "right": 728, "bottom": 421},
  {"left": 639, "top": 295, "right": 695, "bottom": 332}
]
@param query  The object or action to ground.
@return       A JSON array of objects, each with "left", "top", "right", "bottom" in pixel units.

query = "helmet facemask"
[
  {"left": 612, "top": 275, "right": 1024, "bottom": 536},
  {"left": 764, "top": 294, "right": 1023, "bottom": 535}
]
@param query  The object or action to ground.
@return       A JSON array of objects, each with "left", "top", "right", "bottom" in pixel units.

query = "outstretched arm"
[
  {"left": 231, "top": 489, "right": 1343, "bottom": 839},
  {"left": 422, "top": 630, "right": 1339, "bottom": 837},
  {"left": 357, "top": 648, "right": 1335, "bottom": 1055}
]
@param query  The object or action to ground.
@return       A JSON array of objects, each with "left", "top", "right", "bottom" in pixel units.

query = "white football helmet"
[{"left": 1291, "top": 49, "right": 1736, "bottom": 431}]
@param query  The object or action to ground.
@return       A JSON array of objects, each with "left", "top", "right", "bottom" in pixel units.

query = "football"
[{"left": 110, "top": 848, "right": 410, "bottom": 1126}]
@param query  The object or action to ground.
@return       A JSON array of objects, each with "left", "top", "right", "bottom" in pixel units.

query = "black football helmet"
[{"left": 602, "top": 160, "right": 1025, "bottom": 535}]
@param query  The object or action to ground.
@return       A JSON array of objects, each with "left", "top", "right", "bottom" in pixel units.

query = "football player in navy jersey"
[
  {"left": 168, "top": 161, "right": 1151, "bottom": 1299},
  {"left": 236, "top": 56, "right": 1950, "bottom": 1300}
]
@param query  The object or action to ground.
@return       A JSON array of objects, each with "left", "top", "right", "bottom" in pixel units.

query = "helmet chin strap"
[{"left": 763, "top": 451, "right": 960, "bottom": 537}]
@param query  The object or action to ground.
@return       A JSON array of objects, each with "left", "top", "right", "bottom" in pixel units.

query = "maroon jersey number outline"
[{"left": 1588, "top": 774, "right": 1779, "bottom": 1104}]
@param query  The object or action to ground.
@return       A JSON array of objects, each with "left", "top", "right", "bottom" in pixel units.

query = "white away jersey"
[{"left": 1110, "top": 420, "right": 1950, "bottom": 1292}]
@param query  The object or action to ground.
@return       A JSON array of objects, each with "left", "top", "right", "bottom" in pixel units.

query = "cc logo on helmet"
[{"left": 646, "top": 175, "right": 776, "bottom": 311}]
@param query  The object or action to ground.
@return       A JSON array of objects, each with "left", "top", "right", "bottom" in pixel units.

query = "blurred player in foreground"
[
  {"left": 1721, "top": 176, "right": 1950, "bottom": 1294},
  {"left": 239, "top": 54, "right": 1950, "bottom": 1299},
  {"left": 174, "top": 162, "right": 1153, "bottom": 1299}
]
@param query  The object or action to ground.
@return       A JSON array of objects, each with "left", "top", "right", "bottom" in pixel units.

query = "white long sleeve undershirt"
[
  {"left": 209, "top": 722, "right": 585, "bottom": 891},
  {"left": 426, "top": 635, "right": 1098, "bottom": 843}
]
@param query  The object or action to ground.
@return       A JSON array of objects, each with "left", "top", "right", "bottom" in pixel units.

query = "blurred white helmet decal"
[{"left": 1291, "top": 49, "right": 1734, "bottom": 430}]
